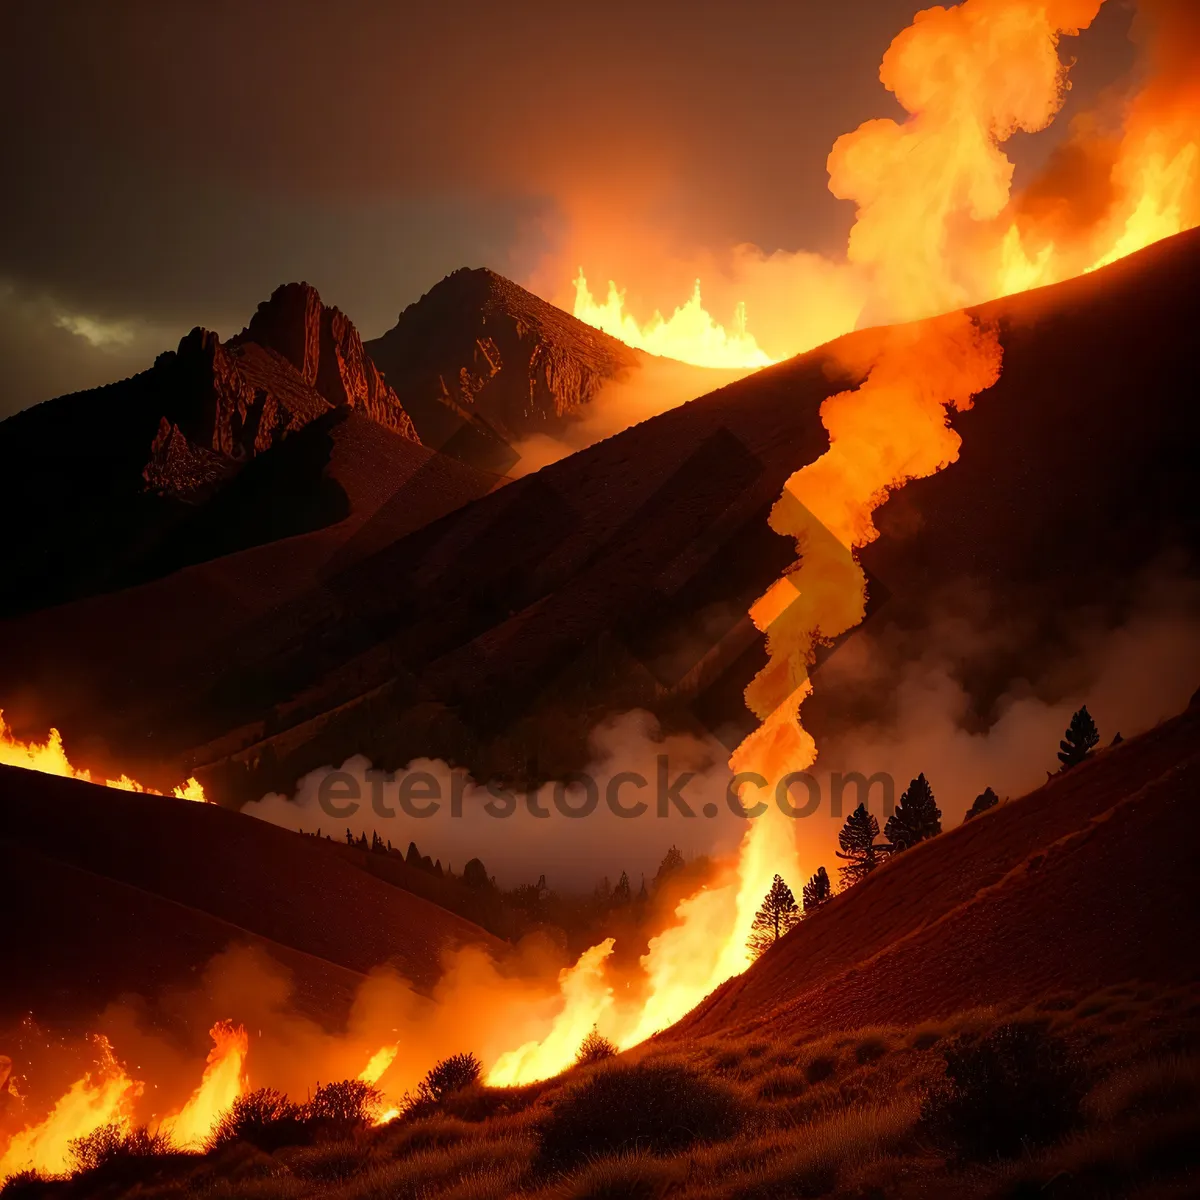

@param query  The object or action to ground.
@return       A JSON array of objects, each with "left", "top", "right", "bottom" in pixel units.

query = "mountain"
[
  {"left": 365, "top": 268, "right": 642, "bottom": 470},
  {"left": 0, "top": 282, "right": 426, "bottom": 616},
  {"left": 1, "top": 232, "right": 1197, "bottom": 802},
  {"left": 673, "top": 696, "right": 1200, "bottom": 1042},
  {"left": 154, "top": 229, "right": 1200, "bottom": 801}
]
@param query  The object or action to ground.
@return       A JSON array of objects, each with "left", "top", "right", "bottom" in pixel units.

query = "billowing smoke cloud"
[
  {"left": 244, "top": 568, "right": 1200, "bottom": 890},
  {"left": 244, "top": 710, "right": 748, "bottom": 890}
]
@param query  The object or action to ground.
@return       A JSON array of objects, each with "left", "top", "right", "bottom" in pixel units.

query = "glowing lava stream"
[{"left": 0, "top": 711, "right": 206, "bottom": 801}]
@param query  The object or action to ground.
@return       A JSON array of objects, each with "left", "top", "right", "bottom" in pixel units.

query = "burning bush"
[
  {"left": 302, "top": 1079, "right": 383, "bottom": 1141},
  {"left": 416, "top": 1053, "right": 483, "bottom": 1105},
  {"left": 206, "top": 1087, "right": 305, "bottom": 1153},
  {"left": 575, "top": 1028, "right": 618, "bottom": 1067},
  {"left": 68, "top": 1123, "right": 175, "bottom": 1175},
  {"left": 920, "top": 1022, "right": 1085, "bottom": 1160},
  {"left": 535, "top": 1059, "right": 744, "bottom": 1173}
]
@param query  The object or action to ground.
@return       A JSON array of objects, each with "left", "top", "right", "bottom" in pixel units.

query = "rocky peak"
[
  {"left": 365, "top": 268, "right": 641, "bottom": 470},
  {"left": 233, "top": 282, "right": 417, "bottom": 440}
]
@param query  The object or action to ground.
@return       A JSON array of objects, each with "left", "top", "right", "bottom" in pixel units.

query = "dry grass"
[{"left": 13, "top": 982, "right": 1199, "bottom": 1200}]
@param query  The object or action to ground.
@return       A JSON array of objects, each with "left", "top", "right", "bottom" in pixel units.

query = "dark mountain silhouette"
[
  {"left": 365, "top": 267, "right": 643, "bottom": 471},
  {"left": 1, "top": 231, "right": 1198, "bottom": 802},
  {"left": 0, "top": 283, "right": 426, "bottom": 617}
]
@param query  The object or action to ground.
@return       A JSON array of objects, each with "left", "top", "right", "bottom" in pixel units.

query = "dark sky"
[{"left": 0, "top": 0, "right": 1138, "bottom": 417}]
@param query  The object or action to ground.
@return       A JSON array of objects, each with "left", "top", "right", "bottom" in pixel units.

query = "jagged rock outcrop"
[
  {"left": 366, "top": 268, "right": 641, "bottom": 468},
  {"left": 233, "top": 283, "right": 418, "bottom": 440},
  {"left": 142, "top": 418, "right": 235, "bottom": 501},
  {"left": 141, "top": 284, "right": 418, "bottom": 499}
]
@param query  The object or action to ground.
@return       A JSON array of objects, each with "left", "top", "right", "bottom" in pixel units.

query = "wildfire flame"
[
  {"left": 0, "top": 1038, "right": 139, "bottom": 1181},
  {"left": 4, "top": 0, "right": 1199, "bottom": 1136},
  {"left": 157, "top": 1022, "right": 248, "bottom": 1151},
  {"left": 574, "top": 0, "right": 1198, "bottom": 367},
  {"left": 0, "top": 711, "right": 206, "bottom": 802},
  {"left": 572, "top": 270, "right": 773, "bottom": 369},
  {"left": 484, "top": 0, "right": 1194, "bottom": 1087},
  {"left": 357, "top": 1043, "right": 400, "bottom": 1085}
]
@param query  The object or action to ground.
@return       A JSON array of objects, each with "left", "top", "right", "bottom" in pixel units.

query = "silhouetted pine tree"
[
  {"left": 885, "top": 774, "right": 942, "bottom": 852},
  {"left": 613, "top": 871, "right": 632, "bottom": 904},
  {"left": 747, "top": 875, "right": 800, "bottom": 959},
  {"left": 1058, "top": 705, "right": 1100, "bottom": 769},
  {"left": 964, "top": 787, "right": 999, "bottom": 821},
  {"left": 837, "top": 803, "right": 881, "bottom": 887},
  {"left": 405, "top": 841, "right": 423, "bottom": 868},
  {"left": 345, "top": 828, "right": 354, "bottom": 845},
  {"left": 655, "top": 844, "right": 685, "bottom": 885},
  {"left": 462, "top": 857, "right": 489, "bottom": 889},
  {"left": 802, "top": 866, "right": 832, "bottom": 914}
]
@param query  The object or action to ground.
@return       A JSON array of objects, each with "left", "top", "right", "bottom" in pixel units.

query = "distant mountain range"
[{"left": 0, "top": 271, "right": 650, "bottom": 620}]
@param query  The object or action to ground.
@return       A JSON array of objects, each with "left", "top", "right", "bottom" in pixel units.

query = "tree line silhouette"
[{"left": 747, "top": 705, "right": 1106, "bottom": 959}]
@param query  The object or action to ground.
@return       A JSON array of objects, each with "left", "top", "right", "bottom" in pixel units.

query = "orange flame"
[
  {"left": 572, "top": 270, "right": 773, "bottom": 369},
  {"left": 357, "top": 1043, "right": 399, "bottom": 1085},
  {"left": 0, "top": 1038, "right": 139, "bottom": 1182},
  {"left": 158, "top": 1022, "right": 248, "bottom": 1151},
  {"left": 575, "top": 0, "right": 1199, "bottom": 364},
  {"left": 0, "top": 711, "right": 206, "bottom": 803},
  {"left": 483, "top": 0, "right": 1109, "bottom": 1088}
]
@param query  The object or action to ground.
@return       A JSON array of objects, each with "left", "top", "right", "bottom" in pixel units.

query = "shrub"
[
  {"left": 207, "top": 1087, "right": 306, "bottom": 1152},
  {"left": 805, "top": 1055, "right": 838, "bottom": 1084},
  {"left": 68, "top": 1123, "right": 174, "bottom": 1175},
  {"left": 302, "top": 1079, "right": 381, "bottom": 1140},
  {"left": 417, "top": 1053, "right": 483, "bottom": 1105},
  {"left": 855, "top": 1036, "right": 890, "bottom": 1065},
  {"left": 921, "top": 1022, "right": 1084, "bottom": 1160},
  {"left": 535, "top": 1059, "right": 744, "bottom": 1173},
  {"left": 0, "top": 1171, "right": 49, "bottom": 1199},
  {"left": 576, "top": 1028, "right": 619, "bottom": 1067}
]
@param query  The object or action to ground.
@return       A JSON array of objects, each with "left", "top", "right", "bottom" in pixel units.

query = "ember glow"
[{"left": 0, "top": 711, "right": 206, "bottom": 802}]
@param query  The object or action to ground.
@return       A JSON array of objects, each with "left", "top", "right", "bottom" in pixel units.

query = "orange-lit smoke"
[
  {"left": 568, "top": 0, "right": 1199, "bottom": 368},
  {"left": 0, "top": 710, "right": 206, "bottom": 802}
]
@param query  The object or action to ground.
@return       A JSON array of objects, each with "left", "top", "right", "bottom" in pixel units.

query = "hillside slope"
[
  {"left": 2, "top": 232, "right": 1197, "bottom": 802},
  {"left": 674, "top": 701, "right": 1200, "bottom": 1042},
  {"left": 0, "top": 765, "right": 503, "bottom": 1026},
  {"left": 0, "top": 282, "right": 428, "bottom": 617},
  {"left": 167, "top": 229, "right": 1200, "bottom": 801}
]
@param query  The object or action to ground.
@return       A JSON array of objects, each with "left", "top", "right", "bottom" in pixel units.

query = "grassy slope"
[{"left": 677, "top": 704, "right": 1200, "bottom": 1041}]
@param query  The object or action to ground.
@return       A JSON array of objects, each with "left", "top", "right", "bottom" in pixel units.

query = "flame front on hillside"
[
  {"left": 3, "top": 0, "right": 1199, "bottom": 1170},
  {"left": 0, "top": 711, "right": 206, "bottom": 802},
  {"left": 573, "top": 0, "right": 1199, "bottom": 369}
]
